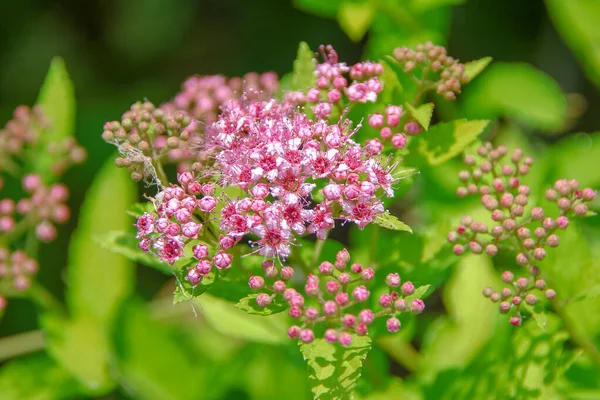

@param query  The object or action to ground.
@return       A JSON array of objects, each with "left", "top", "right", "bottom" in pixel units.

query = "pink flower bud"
[
  {"left": 305, "top": 282, "right": 320, "bottom": 297},
  {"left": 324, "top": 329, "right": 338, "bottom": 343},
  {"left": 192, "top": 244, "right": 209, "bottom": 259},
  {"left": 545, "top": 289, "right": 556, "bottom": 299},
  {"left": 326, "top": 280, "right": 340, "bottom": 294},
  {"left": 249, "top": 276, "right": 264, "bottom": 290},
  {"left": 342, "top": 314, "right": 356, "bottom": 327},
  {"left": 499, "top": 301, "right": 511, "bottom": 314},
  {"left": 196, "top": 259, "right": 212, "bottom": 275},
  {"left": 213, "top": 251, "right": 233, "bottom": 269},
  {"left": 483, "top": 287, "right": 494, "bottom": 297},
  {"left": 36, "top": 220, "right": 57, "bottom": 242},
  {"left": 273, "top": 280, "right": 286, "bottom": 294},
  {"left": 358, "top": 309, "right": 374, "bottom": 325},
  {"left": 582, "top": 188, "right": 596, "bottom": 201},
  {"left": 360, "top": 268, "right": 375, "bottom": 281},
  {"left": 199, "top": 196, "right": 217, "bottom": 212},
  {"left": 343, "top": 184, "right": 360, "bottom": 200},
  {"left": 177, "top": 172, "right": 194, "bottom": 186},
  {"left": 386, "top": 273, "right": 401, "bottom": 288},
  {"left": 380, "top": 127, "right": 392, "bottom": 139},
  {"left": 394, "top": 298, "right": 407, "bottom": 311},
  {"left": 509, "top": 316, "right": 522, "bottom": 326},
  {"left": 453, "top": 244, "right": 465, "bottom": 255},
  {"left": 379, "top": 294, "right": 393, "bottom": 307},
  {"left": 166, "top": 223, "right": 180, "bottom": 236},
  {"left": 307, "top": 88, "right": 320, "bottom": 103},
  {"left": 288, "top": 325, "right": 301, "bottom": 339},
  {"left": 469, "top": 241, "right": 483, "bottom": 254},
  {"left": 182, "top": 222, "right": 201, "bottom": 238},
  {"left": 0, "top": 216, "right": 15, "bottom": 232},
  {"left": 335, "top": 292, "right": 350, "bottom": 306},
  {"left": 328, "top": 89, "right": 342, "bottom": 103},
  {"left": 22, "top": 174, "right": 41, "bottom": 192},
  {"left": 352, "top": 285, "right": 370, "bottom": 302},
  {"left": 319, "top": 261, "right": 334, "bottom": 275},
  {"left": 410, "top": 299, "right": 425, "bottom": 314},
  {"left": 486, "top": 244, "right": 498, "bottom": 256},
  {"left": 556, "top": 216, "right": 569, "bottom": 229},
  {"left": 289, "top": 305, "right": 302, "bottom": 318},
  {"left": 404, "top": 121, "right": 420, "bottom": 136},
  {"left": 338, "top": 272, "right": 351, "bottom": 285},
  {"left": 574, "top": 203, "right": 588, "bottom": 216},
  {"left": 339, "top": 332, "right": 353, "bottom": 346},
  {"left": 305, "top": 307, "right": 319, "bottom": 320},
  {"left": 386, "top": 317, "right": 401, "bottom": 333},
  {"left": 512, "top": 296, "right": 522, "bottom": 305},
  {"left": 300, "top": 329, "right": 314, "bottom": 343},
  {"left": 481, "top": 194, "right": 498, "bottom": 211},
  {"left": 323, "top": 184, "right": 342, "bottom": 201},
  {"left": 187, "top": 268, "right": 202, "bottom": 286},
  {"left": 391, "top": 134, "right": 407, "bottom": 149},
  {"left": 401, "top": 281, "right": 415, "bottom": 296},
  {"left": 502, "top": 271, "right": 514, "bottom": 283},
  {"left": 280, "top": 266, "right": 294, "bottom": 280},
  {"left": 323, "top": 301, "right": 338, "bottom": 315},
  {"left": 368, "top": 113, "right": 384, "bottom": 128},
  {"left": 525, "top": 294, "right": 537, "bottom": 305},
  {"left": 533, "top": 247, "right": 546, "bottom": 260}
]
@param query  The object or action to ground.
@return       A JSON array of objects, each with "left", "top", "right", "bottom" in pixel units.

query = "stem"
[
  {"left": 0, "top": 330, "right": 45, "bottom": 361},
  {"left": 376, "top": 336, "right": 421, "bottom": 372},
  {"left": 369, "top": 224, "right": 379, "bottom": 267},
  {"left": 311, "top": 239, "right": 326, "bottom": 269}
]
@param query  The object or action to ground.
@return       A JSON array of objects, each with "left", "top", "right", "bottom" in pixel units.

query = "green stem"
[
  {"left": 0, "top": 330, "right": 45, "bottom": 362},
  {"left": 311, "top": 239, "right": 326, "bottom": 269}
]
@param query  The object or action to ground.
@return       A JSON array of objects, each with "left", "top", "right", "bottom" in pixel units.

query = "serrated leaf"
[
  {"left": 462, "top": 63, "right": 567, "bottom": 130},
  {"left": 300, "top": 336, "right": 372, "bottom": 399},
  {"left": 338, "top": 1, "right": 375, "bottom": 42},
  {"left": 197, "top": 294, "right": 288, "bottom": 344},
  {"left": 291, "top": 42, "right": 316, "bottom": 92},
  {"left": 404, "top": 102, "right": 434, "bottom": 130},
  {"left": 463, "top": 57, "right": 492, "bottom": 83},
  {"left": 34, "top": 57, "right": 76, "bottom": 182},
  {"left": 374, "top": 212, "right": 413, "bottom": 232},
  {"left": 407, "top": 119, "right": 490, "bottom": 166},
  {"left": 113, "top": 301, "right": 205, "bottom": 400},
  {"left": 0, "top": 353, "right": 87, "bottom": 400},
  {"left": 236, "top": 294, "right": 289, "bottom": 316},
  {"left": 546, "top": 0, "right": 600, "bottom": 90},
  {"left": 96, "top": 230, "right": 172, "bottom": 275}
]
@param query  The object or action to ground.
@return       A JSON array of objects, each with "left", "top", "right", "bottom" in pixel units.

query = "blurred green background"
[{"left": 1, "top": 0, "right": 599, "bottom": 399}]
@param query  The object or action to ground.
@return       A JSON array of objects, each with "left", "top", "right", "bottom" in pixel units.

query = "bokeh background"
[{"left": 1, "top": 0, "right": 599, "bottom": 398}]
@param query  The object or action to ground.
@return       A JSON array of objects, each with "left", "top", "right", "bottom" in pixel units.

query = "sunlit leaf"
[
  {"left": 405, "top": 284, "right": 431, "bottom": 302},
  {"left": 462, "top": 63, "right": 567, "bottom": 130},
  {"left": 338, "top": 1, "right": 375, "bottom": 42},
  {"left": 404, "top": 102, "right": 435, "bottom": 130},
  {"left": 236, "top": 294, "right": 289, "bottom": 316},
  {"left": 291, "top": 42, "right": 316, "bottom": 92},
  {"left": 463, "top": 57, "right": 493, "bottom": 83},
  {"left": 33, "top": 57, "right": 75, "bottom": 182},
  {"left": 300, "top": 336, "right": 371, "bottom": 399},
  {"left": 374, "top": 212, "right": 413, "bottom": 232}
]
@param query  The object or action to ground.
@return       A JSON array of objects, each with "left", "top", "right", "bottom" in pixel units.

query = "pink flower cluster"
[
  {"left": 367, "top": 106, "right": 421, "bottom": 149},
  {"left": 279, "top": 249, "right": 425, "bottom": 346},
  {"left": 448, "top": 142, "right": 596, "bottom": 325},
  {"left": 286, "top": 45, "right": 383, "bottom": 114},
  {"left": 164, "top": 72, "right": 279, "bottom": 123}
]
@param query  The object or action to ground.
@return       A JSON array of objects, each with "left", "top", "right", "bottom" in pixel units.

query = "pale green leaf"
[
  {"left": 408, "top": 119, "right": 490, "bottom": 166},
  {"left": 374, "top": 212, "right": 413, "bottom": 232},
  {"left": 546, "top": 0, "right": 600, "bottom": 90},
  {"left": 34, "top": 57, "right": 76, "bottom": 181},
  {"left": 96, "top": 230, "right": 172, "bottom": 275},
  {"left": 404, "top": 102, "right": 435, "bottom": 130},
  {"left": 300, "top": 336, "right": 371, "bottom": 399},
  {"left": 67, "top": 161, "right": 136, "bottom": 321},
  {"left": 236, "top": 294, "right": 289, "bottom": 316},
  {"left": 113, "top": 302, "right": 205, "bottom": 400},
  {"left": 462, "top": 63, "right": 567, "bottom": 130},
  {"left": 0, "top": 353, "right": 86, "bottom": 400},
  {"left": 291, "top": 42, "right": 316, "bottom": 92},
  {"left": 126, "top": 202, "right": 153, "bottom": 218},
  {"left": 338, "top": 1, "right": 375, "bottom": 42},
  {"left": 197, "top": 294, "right": 288, "bottom": 344},
  {"left": 463, "top": 57, "right": 493, "bottom": 83},
  {"left": 405, "top": 284, "right": 431, "bottom": 302}
]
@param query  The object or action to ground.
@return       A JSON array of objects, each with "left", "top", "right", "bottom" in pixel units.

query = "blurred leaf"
[
  {"left": 0, "top": 353, "right": 86, "bottom": 400},
  {"left": 33, "top": 57, "right": 75, "bottom": 182},
  {"left": 409, "top": 0, "right": 464, "bottom": 13},
  {"left": 42, "top": 314, "right": 115, "bottom": 394},
  {"left": 462, "top": 63, "right": 567, "bottom": 130},
  {"left": 338, "top": 1, "right": 375, "bottom": 42},
  {"left": 404, "top": 102, "right": 434, "bottom": 130},
  {"left": 419, "top": 254, "right": 497, "bottom": 380},
  {"left": 67, "top": 161, "right": 136, "bottom": 321},
  {"left": 374, "top": 212, "right": 413, "bottom": 232},
  {"left": 293, "top": 0, "right": 343, "bottom": 17},
  {"left": 378, "top": 59, "right": 402, "bottom": 104},
  {"left": 96, "top": 230, "right": 172, "bottom": 275},
  {"left": 198, "top": 294, "right": 288, "bottom": 344},
  {"left": 550, "top": 133, "right": 600, "bottom": 188},
  {"left": 405, "top": 284, "right": 431, "bottom": 302},
  {"left": 546, "top": 0, "right": 600, "bottom": 90},
  {"left": 463, "top": 57, "right": 493, "bottom": 83},
  {"left": 291, "top": 42, "right": 316, "bottom": 92},
  {"left": 358, "top": 378, "right": 422, "bottom": 400},
  {"left": 300, "top": 336, "right": 371, "bottom": 400},
  {"left": 407, "top": 119, "right": 490, "bottom": 166},
  {"left": 236, "top": 294, "right": 288, "bottom": 316},
  {"left": 114, "top": 302, "right": 204, "bottom": 400},
  {"left": 126, "top": 202, "right": 153, "bottom": 218}
]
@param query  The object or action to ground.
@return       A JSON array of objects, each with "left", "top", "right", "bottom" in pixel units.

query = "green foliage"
[
  {"left": 236, "top": 293, "right": 289, "bottom": 315},
  {"left": 406, "top": 119, "right": 490, "bottom": 166},
  {"left": 0, "top": 353, "right": 86, "bottom": 400},
  {"left": 291, "top": 42, "right": 317, "bottom": 92},
  {"left": 300, "top": 336, "right": 372, "bottom": 399},
  {"left": 338, "top": 1, "right": 375, "bottom": 42},
  {"left": 374, "top": 212, "right": 413, "bottom": 233},
  {"left": 33, "top": 58, "right": 75, "bottom": 182},
  {"left": 462, "top": 63, "right": 567, "bottom": 130},
  {"left": 463, "top": 57, "right": 493, "bottom": 83},
  {"left": 404, "top": 102, "right": 435, "bottom": 130},
  {"left": 546, "top": 0, "right": 600, "bottom": 90},
  {"left": 293, "top": 0, "right": 343, "bottom": 17}
]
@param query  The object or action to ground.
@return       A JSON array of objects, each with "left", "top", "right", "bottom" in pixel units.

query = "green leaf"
[
  {"left": 461, "top": 63, "right": 567, "bottom": 130},
  {"left": 34, "top": 57, "right": 76, "bottom": 181},
  {"left": 405, "top": 284, "right": 431, "bottom": 302},
  {"left": 463, "top": 57, "right": 493, "bottom": 83},
  {"left": 173, "top": 268, "right": 215, "bottom": 304},
  {"left": 551, "top": 132, "right": 600, "bottom": 188},
  {"left": 293, "top": 0, "right": 343, "bottom": 17},
  {"left": 374, "top": 212, "right": 413, "bottom": 232},
  {"left": 197, "top": 294, "right": 288, "bottom": 344},
  {"left": 546, "top": 0, "right": 600, "bottom": 90},
  {"left": 300, "top": 336, "right": 372, "bottom": 399},
  {"left": 291, "top": 42, "right": 316, "bottom": 92},
  {"left": 67, "top": 161, "right": 136, "bottom": 321},
  {"left": 407, "top": 119, "right": 490, "bottom": 166},
  {"left": 126, "top": 202, "right": 153, "bottom": 218},
  {"left": 404, "top": 102, "right": 435, "bottom": 130},
  {"left": 377, "top": 59, "right": 402, "bottom": 104},
  {"left": 338, "top": 1, "right": 375, "bottom": 42},
  {"left": 96, "top": 230, "right": 172, "bottom": 275},
  {"left": 0, "top": 353, "right": 87, "bottom": 400},
  {"left": 113, "top": 301, "right": 205, "bottom": 400},
  {"left": 409, "top": 0, "right": 465, "bottom": 12},
  {"left": 236, "top": 293, "right": 289, "bottom": 316}
]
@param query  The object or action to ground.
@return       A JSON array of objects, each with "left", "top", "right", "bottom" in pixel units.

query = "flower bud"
[
  {"left": 545, "top": 289, "right": 557, "bottom": 299},
  {"left": 324, "top": 329, "right": 338, "bottom": 343},
  {"left": 499, "top": 301, "right": 511, "bottom": 314},
  {"left": 410, "top": 299, "right": 425, "bottom": 314},
  {"left": 300, "top": 329, "right": 314, "bottom": 343},
  {"left": 352, "top": 286, "right": 370, "bottom": 302},
  {"left": 386, "top": 317, "right": 401, "bottom": 333},
  {"left": 502, "top": 271, "right": 514, "bottom": 283},
  {"left": 256, "top": 293, "right": 272, "bottom": 308},
  {"left": 249, "top": 276, "right": 264, "bottom": 290},
  {"left": 386, "top": 273, "right": 401, "bottom": 288}
]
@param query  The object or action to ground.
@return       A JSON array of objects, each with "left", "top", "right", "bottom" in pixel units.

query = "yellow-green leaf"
[
  {"left": 404, "top": 102, "right": 435, "bottom": 130},
  {"left": 338, "top": 1, "right": 375, "bottom": 42},
  {"left": 291, "top": 42, "right": 316, "bottom": 92},
  {"left": 374, "top": 212, "right": 413, "bottom": 232},
  {"left": 236, "top": 294, "right": 289, "bottom": 316},
  {"left": 463, "top": 56, "right": 493, "bottom": 83}
]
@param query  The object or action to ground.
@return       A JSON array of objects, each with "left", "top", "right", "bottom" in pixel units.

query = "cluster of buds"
[
  {"left": 246, "top": 260, "right": 295, "bottom": 307},
  {"left": 282, "top": 249, "right": 425, "bottom": 346},
  {"left": 393, "top": 42, "right": 468, "bottom": 101},
  {"left": 286, "top": 45, "right": 383, "bottom": 116},
  {"left": 164, "top": 73, "right": 279, "bottom": 123},
  {"left": 102, "top": 101, "right": 201, "bottom": 180},
  {"left": 448, "top": 142, "right": 596, "bottom": 324},
  {"left": 135, "top": 96, "right": 398, "bottom": 275},
  {"left": 1, "top": 175, "right": 70, "bottom": 242},
  {"left": 0, "top": 248, "right": 38, "bottom": 302},
  {"left": 367, "top": 106, "right": 421, "bottom": 150}
]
